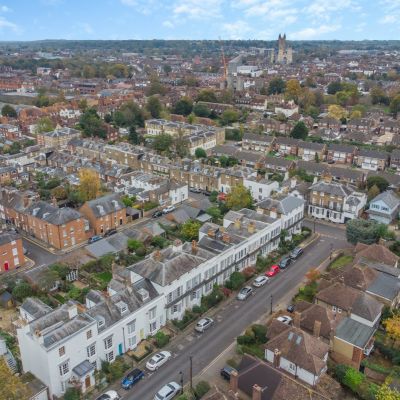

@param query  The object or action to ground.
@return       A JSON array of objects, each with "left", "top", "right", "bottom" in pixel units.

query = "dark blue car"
[{"left": 121, "top": 368, "right": 144, "bottom": 390}]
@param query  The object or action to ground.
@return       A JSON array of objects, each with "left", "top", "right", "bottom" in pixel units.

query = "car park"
[
  {"left": 154, "top": 381, "right": 181, "bottom": 400},
  {"left": 279, "top": 256, "right": 291, "bottom": 269},
  {"left": 253, "top": 276, "right": 269, "bottom": 287},
  {"left": 121, "top": 368, "right": 144, "bottom": 390},
  {"left": 152, "top": 210, "right": 163, "bottom": 218},
  {"left": 104, "top": 228, "right": 117, "bottom": 237},
  {"left": 96, "top": 391, "right": 121, "bottom": 400},
  {"left": 88, "top": 235, "right": 102, "bottom": 244},
  {"left": 220, "top": 365, "right": 236, "bottom": 381},
  {"left": 266, "top": 265, "right": 280, "bottom": 277},
  {"left": 146, "top": 351, "right": 172, "bottom": 371},
  {"left": 237, "top": 286, "right": 253, "bottom": 300},
  {"left": 195, "top": 317, "right": 214, "bottom": 333},
  {"left": 162, "top": 206, "right": 176, "bottom": 214},
  {"left": 277, "top": 315, "right": 293, "bottom": 325},
  {"left": 290, "top": 247, "right": 304, "bottom": 259}
]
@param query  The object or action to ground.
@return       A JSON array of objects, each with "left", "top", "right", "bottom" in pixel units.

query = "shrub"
[
  {"left": 343, "top": 367, "right": 364, "bottom": 392},
  {"left": 135, "top": 246, "right": 146, "bottom": 257},
  {"left": 192, "top": 305, "right": 203, "bottom": 315},
  {"left": 64, "top": 387, "right": 80, "bottom": 400},
  {"left": 334, "top": 364, "right": 350, "bottom": 382},
  {"left": 242, "top": 267, "right": 256, "bottom": 280},
  {"left": 251, "top": 324, "right": 267, "bottom": 344},
  {"left": 12, "top": 282, "right": 34, "bottom": 302},
  {"left": 151, "top": 236, "right": 168, "bottom": 249},
  {"left": 154, "top": 331, "right": 170, "bottom": 348},
  {"left": 221, "top": 287, "right": 232, "bottom": 297},
  {"left": 202, "top": 285, "right": 224, "bottom": 309},
  {"left": 194, "top": 381, "right": 210, "bottom": 399},
  {"left": 127, "top": 239, "right": 142, "bottom": 252},
  {"left": 237, "top": 334, "right": 256, "bottom": 345},
  {"left": 225, "top": 271, "right": 245, "bottom": 290}
]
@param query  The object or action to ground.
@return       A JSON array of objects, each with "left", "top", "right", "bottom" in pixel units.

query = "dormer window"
[
  {"left": 116, "top": 301, "right": 128, "bottom": 315},
  {"left": 95, "top": 315, "right": 105, "bottom": 329}
]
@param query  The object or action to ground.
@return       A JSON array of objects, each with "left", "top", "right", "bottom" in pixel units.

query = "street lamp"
[
  {"left": 179, "top": 371, "right": 183, "bottom": 394},
  {"left": 270, "top": 294, "right": 273, "bottom": 315},
  {"left": 329, "top": 243, "right": 334, "bottom": 261}
]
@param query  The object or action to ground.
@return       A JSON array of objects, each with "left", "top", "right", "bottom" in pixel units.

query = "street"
[{"left": 117, "top": 222, "right": 350, "bottom": 400}]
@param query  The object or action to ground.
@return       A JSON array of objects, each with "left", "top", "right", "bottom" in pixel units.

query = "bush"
[
  {"left": 127, "top": 239, "right": 142, "bottom": 252},
  {"left": 151, "top": 236, "right": 168, "bottom": 249},
  {"left": 202, "top": 285, "right": 224, "bottom": 309},
  {"left": 12, "top": 282, "right": 34, "bottom": 302},
  {"left": 194, "top": 381, "right": 210, "bottom": 399},
  {"left": 242, "top": 267, "right": 256, "bottom": 280},
  {"left": 225, "top": 271, "right": 245, "bottom": 290},
  {"left": 63, "top": 387, "right": 80, "bottom": 400},
  {"left": 135, "top": 246, "right": 147, "bottom": 257},
  {"left": 102, "top": 356, "right": 130, "bottom": 382},
  {"left": 251, "top": 324, "right": 267, "bottom": 344},
  {"left": 237, "top": 334, "right": 256, "bottom": 345},
  {"left": 154, "top": 331, "right": 170, "bottom": 348}
]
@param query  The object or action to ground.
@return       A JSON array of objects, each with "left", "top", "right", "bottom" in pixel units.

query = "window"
[
  {"left": 86, "top": 330, "right": 92, "bottom": 340},
  {"left": 87, "top": 343, "right": 96, "bottom": 358},
  {"left": 149, "top": 307, "right": 156, "bottom": 320},
  {"left": 104, "top": 336, "right": 113, "bottom": 350},
  {"left": 59, "top": 346, "right": 65, "bottom": 357},
  {"left": 332, "top": 306, "right": 337, "bottom": 312},
  {"left": 150, "top": 321, "right": 157, "bottom": 333},
  {"left": 59, "top": 361, "right": 69, "bottom": 376},
  {"left": 127, "top": 320, "right": 136, "bottom": 335},
  {"left": 106, "top": 351, "right": 114, "bottom": 362},
  {"left": 128, "top": 336, "right": 137, "bottom": 348}
]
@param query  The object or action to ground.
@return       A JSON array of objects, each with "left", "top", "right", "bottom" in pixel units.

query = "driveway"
[{"left": 115, "top": 227, "right": 350, "bottom": 400}]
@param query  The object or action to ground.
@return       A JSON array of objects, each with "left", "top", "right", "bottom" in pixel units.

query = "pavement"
[{"left": 108, "top": 221, "right": 350, "bottom": 400}]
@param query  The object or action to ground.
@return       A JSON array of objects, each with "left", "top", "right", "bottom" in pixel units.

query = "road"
[{"left": 119, "top": 221, "right": 350, "bottom": 400}]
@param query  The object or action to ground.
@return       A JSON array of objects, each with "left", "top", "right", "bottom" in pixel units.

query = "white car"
[
  {"left": 162, "top": 206, "right": 176, "bottom": 214},
  {"left": 154, "top": 381, "right": 181, "bottom": 400},
  {"left": 96, "top": 390, "right": 121, "bottom": 400},
  {"left": 146, "top": 351, "right": 172, "bottom": 371},
  {"left": 277, "top": 315, "right": 293, "bottom": 325},
  {"left": 195, "top": 317, "right": 214, "bottom": 333},
  {"left": 253, "top": 276, "right": 269, "bottom": 287},
  {"left": 237, "top": 286, "right": 253, "bottom": 300}
]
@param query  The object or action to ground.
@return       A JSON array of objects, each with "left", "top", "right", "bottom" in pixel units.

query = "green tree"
[
  {"left": 327, "top": 81, "right": 342, "bottom": 95},
  {"left": 195, "top": 147, "right": 207, "bottom": 159},
  {"left": 206, "top": 206, "right": 222, "bottom": 222},
  {"left": 173, "top": 131, "right": 190, "bottom": 158},
  {"left": 12, "top": 282, "right": 34, "bottom": 302},
  {"left": 79, "top": 108, "right": 107, "bottom": 139},
  {"left": 127, "top": 239, "right": 143, "bottom": 252},
  {"left": 35, "top": 87, "right": 50, "bottom": 108},
  {"left": 196, "top": 89, "right": 218, "bottom": 103},
  {"left": 370, "top": 86, "right": 389, "bottom": 105},
  {"left": 180, "top": 220, "right": 202, "bottom": 241},
  {"left": 152, "top": 133, "right": 173, "bottom": 154},
  {"left": 225, "top": 271, "right": 245, "bottom": 290},
  {"left": 173, "top": 97, "right": 193, "bottom": 116},
  {"left": 346, "top": 219, "right": 386, "bottom": 245},
  {"left": 1, "top": 104, "right": 17, "bottom": 118},
  {"left": 193, "top": 103, "right": 211, "bottom": 117},
  {"left": 367, "top": 184, "right": 380, "bottom": 200},
  {"left": 128, "top": 126, "right": 140, "bottom": 145},
  {"left": 290, "top": 121, "right": 309, "bottom": 140},
  {"left": 146, "top": 77, "right": 167, "bottom": 96},
  {"left": 268, "top": 77, "right": 286, "bottom": 95},
  {"left": 146, "top": 96, "right": 162, "bottom": 118},
  {"left": 343, "top": 367, "right": 364, "bottom": 392},
  {"left": 34, "top": 117, "right": 55, "bottom": 134},
  {"left": 220, "top": 109, "right": 239, "bottom": 126},
  {"left": 226, "top": 185, "right": 253, "bottom": 210},
  {"left": 113, "top": 101, "right": 145, "bottom": 128},
  {"left": 390, "top": 95, "right": 400, "bottom": 117},
  {"left": 163, "top": 65, "right": 172, "bottom": 75},
  {"left": 366, "top": 176, "right": 389, "bottom": 192}
]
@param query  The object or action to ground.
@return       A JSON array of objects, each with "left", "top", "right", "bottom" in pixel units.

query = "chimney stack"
[
  {"left": 248, "top": 221, "right": 256, "bottom": 234},
  {"left": 273, "top": 349, "right": 281, "bottom": 368},
  {"left": 293, "top": 311, "right": 301, "bottom": 328},
  {"left": 313, "top": 320, "right": 322, "bottom": 338},
  {"left": 191, "top": 240, "right": 198, "bottom": 254},
  {"left": 230, "top": 370, "right": 239, "bottom": 393},
  {"left": 222, "top": 233, "right": 230, "bottom": 243},
  {"left": 154, "top": 250, "right": 162, "bottom": 261},
  {"left": 207, "top": 228, "right": 215, "bottom": 238},
  {"left": 252, "top": 384, "right": 262, "bottom": 400},
  {"left": 234, "top": 218, "right": 241, "bottom": 230}
]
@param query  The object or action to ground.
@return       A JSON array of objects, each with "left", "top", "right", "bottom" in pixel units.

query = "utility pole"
[
  {"left": 179, "top": 371, "right": 183, "bottom": 394},
  {"left": 330, "top": 243, "right": 333, "bottom": 261},
  {"left": 189, "top": 356, "right": 193, "bottom": 392},
  {"left": 313, "top": 217, "right": 316, "bottom": 233},
  {"left": 270, "top": 294, "right": 273, "bottom": 315}
]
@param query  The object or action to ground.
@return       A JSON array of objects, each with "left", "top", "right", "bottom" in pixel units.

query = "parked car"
[
  {"left": 279, "top": 256, "right": 291, "bottom": 269},
  {"left": 195, "top": 317, "right": 214, "bottom": 333},
  {"left": 96, "top": 391, "right": 121, "bottom": 400},
  {"left": 88, "top": 235, "right": 102, "bottom": 244},
  {"left": 253, "top": 275, "right": 269, "bottom": 287},
  {"left": 202, "top": 190, "right": 211, "bottom": 196},
  {"left": 290, "top": 247, "right": 303, "bottom": 259},
  {"left": 121, "top": 368, "right": 144, "bottom": 390},
  {"left": 154, "top": 381, "right": 181, "bottom": 400},
  {"left": 220, "top": 365, "right": 236, "bottom": 381},
  {"left": 327, "top": 160, "right": 335, "bottom": 164},
  {"left": 146, "top": 351, "right": 172, "bottom": 371},
  {"left": 266, "top": 265, "right": 280, "bottom": 277},
  {"left": 104, "top": 228, "right": 117, "bottom": 237},
  {"left": 287, "top": 304, "right": 295, "bottom": 313},
  {"left": 152, "top": 210, "right": 163, "bottom": 218},
  {"left": 162, "top": 205, "right": 176, "bottom": 214},
  {"left": 189, "top": 187, "right": 202, "bottom": 193},
  {"left": 277, "top": 315, "right": 293, "bottom": 325},
  {"left": 237, "top": 286, "right": 253, "bottom": 300}
]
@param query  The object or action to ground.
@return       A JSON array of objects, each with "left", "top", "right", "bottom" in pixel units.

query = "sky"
[{"left": 0, "top": 0, "right": 399, "bottom": 41}]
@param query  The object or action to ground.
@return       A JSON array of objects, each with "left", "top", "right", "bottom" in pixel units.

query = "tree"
[
  {"left": 35, "top": 88, "right": 51, "bottom": 108},
  {"left": 193, "top": 103, "right": 211, "bottom": 117},
  {"left": 268, "top": 77, "right": 286, "bottom": 95},
  {"left": 127, "top": 239, "right": 143, "bottom": 252},
  {"left": 1, "top": 104, "right": 17, "bottom": 118},
  {"left": 152, "top": 133, "right": 173, "bottom": 154},
  {"left": 195, "top": 148, "right": 207, "bottom": 159},
  {"left": 51, "top": 186, "right": 68, "bottom": 200},
  {"left": 163, "top": 64, "right": 172, "bottom": 75},
  {"left": 220, "top": 109, "right": 239, "bottom": 126},
  {"left": 146, "top": 96, "right": 162, "bottom": 118},
  {"left": 206, "top": 206, "right": 222, "bottom": 221},
  {"left": 226, "top": 185, "right": 253, "bottom": 210},
  {"left": 173, "top": 131, "right": 189, "bottom": 158},
  {"left": 367, "top": 176, "right": 389, "bottom": 192},
  {"left": 173, "top": 97, "right": 193, "bottom": 116},
  {"left": 346, "top": 219, "right": 386, "bottom": 245},
  {"left": 350, "top": 110, "right": 362, "bottom": 120},
  {"left": 114, "top": 101, "right": 145, "bottom": 128},
  {"left": 384, "top": 315, "right": 400, "bottom": 343},
  {"left": 305, "top": 268, "right": 320, "bottom": 284},
  {"left": 0, "top": 359, "right": 30, "bottom": 400},
  {"left": 343, "top": 367, "right": 364, "bottom": 392},
  {"left": 196, "top": 89, "right": 218, "bottom": 103},
  {"left": 145, "top": 77, "right": 167, "bottom": 96},
  {"left": 370, "top": 86, "right": 388, "bottom": 105},
  {"left": 225, "top": 271, "right": 245, "bottom": 290},
  {"left": 180, "top": 220, "right": 202, "bottom": 241},
  {"left": 79, "top": 108, "right": 107, "bottom": 139},
  {"left": 34, "top": 117, "right": 55, "bottom": 134},
  {"left": 328, "top": 104, "right": 347, "bottom": 120},
  {"left": 39, "top": 269, "right": 59, "bottom": 291},
  {"left": 367, "top": 184, "right": 380, "bottom": 201},
  {"left": 390, "top": 95, "right": 400, "bottom": 117},
  {"left": 290, "top": 121, "right": 309, "bottom": 140},
  {"left": 376, "top": 384, "right": 400, "bottom": 400},
  {"left": 78, "top": 168, "right": 101, "bottom": 202},
  {"left": 285, "top": 79, "right": 302, "bottom": 102},
  {"left": 128, "top": 126, "right": 139, "bottom": 145},
  {"left": 327, "top": 81, "right": 342, "bottom": 95},
  {"left": 12, "top": 282, "right": 34, "bottom": 302}
]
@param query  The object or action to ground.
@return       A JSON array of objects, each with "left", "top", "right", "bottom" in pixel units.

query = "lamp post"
[
  {"left": 189, "top": 356, "right": 193, "bottom": 391},
  {"left": 179, "top": 371, "right": 183, "bottom": 394},
  {"left": 270, "top": 294, "right": 273, "bottom": 315},
  {"left": 330, "top": 243, "right": 334, "bottom": 261}
]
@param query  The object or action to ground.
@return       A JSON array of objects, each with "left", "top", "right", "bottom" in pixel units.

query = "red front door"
[{"left": 4, "top": 262, "right": 9, "bottom": 271}]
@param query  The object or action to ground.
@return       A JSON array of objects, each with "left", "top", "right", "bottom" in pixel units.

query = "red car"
[
  {"left": 266, "top": 265, "right": 280, "bottom": 277},
  {"left": 217, "top": 192, "right": 227, "bottom": 201}
]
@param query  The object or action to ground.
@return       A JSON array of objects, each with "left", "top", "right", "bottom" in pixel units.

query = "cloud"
[
  {"left": 0, "top": 17, "right": 19, "bottom": 32},
  {"left": 292, "top": 24, "right": 340, "bottom": 39},
  {"left": 172, "top": 0, "right": 223, "bottom": 20},
  {"left": 162, "top": 20, "right": 174, "bottom": 28},
  {"left": 379, "top": 0, "right": 400, "bottom": 24},
  {"left": 305, "top": 0, "right": 358, "bottom": 20},
  {"left": 0, "top": 5, "right": 11, "bottom": 12},
  {"left": 120, "top": 0, "right": 160, "bottom": 14},
  {"left": 222, "top": 20, "right": 252, "bottom": 39}
]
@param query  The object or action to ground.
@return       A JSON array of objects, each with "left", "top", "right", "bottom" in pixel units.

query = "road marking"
[{"left": 198, "top": 341, "right": 236, "bottom": 377}]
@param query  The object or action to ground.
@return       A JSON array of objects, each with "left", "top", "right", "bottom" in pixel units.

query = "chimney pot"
[
  {"left": 313, "top": 320, "right": 322, "bottom": 338},
  {"left": 234, "top": 218, "right": 241, "bottom": 229},
  {"left": 230, "top": 370, "right": 239, "bottom": 393},
  {"left": 252, "top": 384, "right": 262, "bottom": 400}
]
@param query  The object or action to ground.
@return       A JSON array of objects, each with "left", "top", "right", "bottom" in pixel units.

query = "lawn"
[
  {"left": 96, "top": 271, "right": 112, "bottom": 283},
  {"left": 328, "top": 255, "right": 354, "bottom": 270},
  {"left": 240, "top": 343, "right": 265, "bottom": 359}
]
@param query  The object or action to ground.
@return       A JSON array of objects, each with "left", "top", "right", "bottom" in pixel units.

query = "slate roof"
[
  {"left": 328, "top": 143, "right": 357, "bottom": 153},
  {"left": 25, "top": 201, "right": 82, "bottom": 225},
  {"left": 85, "top": 193, "right": 125, "bottom": 218},
  {"left": 0, "top": 231, "right": 20, "bottom": 246},
  {"left": 257, "top": 195, "right": 304, "bottom": 215},
  {"left": 21, "top": 298, "right": 53, "bottom": 320},
  {"left": 370, "top": 190, "right": 400, "bottom": 210},
  {"left": 367, "top": 273, "right": 400, "bottom": 302},
  {"left": 309, "top": 181, "right": 354, "bottom": 197},
  {"left": 335, "top": 317, "right": 375, "bottom": 349},
  {"left": 72, "top": 360, "right": 94, "bottom": 377},
  {"left": 358, "top": 149, "right": 389, "bottom": 158}
]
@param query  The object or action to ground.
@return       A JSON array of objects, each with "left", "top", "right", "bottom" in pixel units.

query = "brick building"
[{"left": 0, "top": 232, "right": 24, "bottom": 272}]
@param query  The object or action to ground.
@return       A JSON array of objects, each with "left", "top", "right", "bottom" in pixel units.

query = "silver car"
[
  {"left": 154, "top": 381, "right": 181, "bottom": 400},
  {"left": 237, "top": 286, "right": 253, "bottom": 300},
  {"left": 195, "top": 317, "right": 214, "bottom": 333}
]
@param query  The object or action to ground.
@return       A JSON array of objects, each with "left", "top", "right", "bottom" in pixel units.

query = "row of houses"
[{"left": 16, "top": 207, "right": 287, "bottom": 398}]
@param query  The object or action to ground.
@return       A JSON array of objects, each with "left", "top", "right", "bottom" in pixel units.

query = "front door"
[
  {"left": 118, "top": 343, "right": 123, "bottom": 355},
  {"left": 4, "top": 262, "right": 9, "bottom": 271},
  {"left": 85, "top": 375, "right": 91, "bottom": 389}
]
